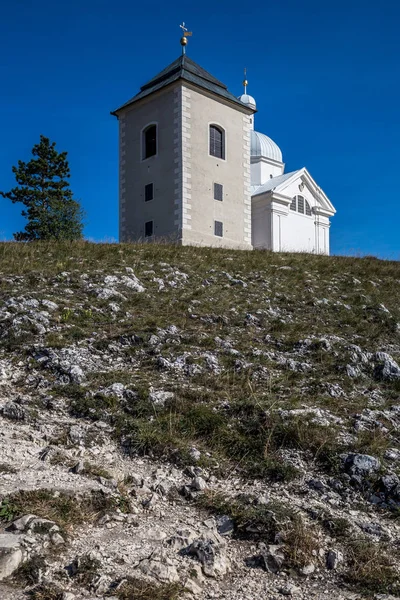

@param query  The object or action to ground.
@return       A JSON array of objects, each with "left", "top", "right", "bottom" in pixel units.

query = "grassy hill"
[{"left": 0, "top": 242, "right": 399, "bottom": 599}]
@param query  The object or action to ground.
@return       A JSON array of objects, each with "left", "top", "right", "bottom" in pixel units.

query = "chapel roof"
[
  {"left": 251, "top": 170, "right": 300, "bottom": 197},
  {"left": 112, "top": 56, "right": 255, "bottom": 115}
]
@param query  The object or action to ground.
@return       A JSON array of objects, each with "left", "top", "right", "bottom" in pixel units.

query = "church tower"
[{"left": 112, "top": 31, "right": 255, "bottom": 248}]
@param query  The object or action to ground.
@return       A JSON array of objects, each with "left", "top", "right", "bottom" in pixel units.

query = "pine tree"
[{"left": 1, "top": 135, "right": 84, "bottom": 241}]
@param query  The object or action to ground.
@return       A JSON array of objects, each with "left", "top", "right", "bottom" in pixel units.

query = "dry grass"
[
  {"left": 113, "top": 577, "right": 184, "bottom": 600},
  {"left": 196, "top": 491, "right": 296, "bottom": 542},
  {"left": 344, "top": 539, "right": 399, "bottom": 593},
  {"left": 0, "top": 489, "right": 120, "bottom": 530},
  {"left": 283, "top": 520, "right": 320, "bottom": 570},
  {"left": 27, "top": 585, "right": 63, "bottom": 600}
]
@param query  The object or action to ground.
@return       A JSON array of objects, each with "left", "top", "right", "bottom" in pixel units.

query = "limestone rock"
[
  {"left": 326, "top": 549, "right": 343, "bottom": 570},
  {"left": 2, "top": 402, "right": 25, "bottom": 421},
  {"left": 0, "top": 534, "right": 23, "bottom": 581},
  {"left": 191, "top": 476, "right": 207, "bottom": 491},
  {"left": 343, "top": 453, "right": 381, "bottom": 476},
  {"left": 139, "top": 550, "right": 179, "bottom": 583},
  {"left": 216, "top": 515, "right": 235, "bottom": 536},
  {"left": 186, "top": 537, "right": 229, "bottom": 578},
  {"left": 258, "top": 543, "right": 285, "bottom": 574}
]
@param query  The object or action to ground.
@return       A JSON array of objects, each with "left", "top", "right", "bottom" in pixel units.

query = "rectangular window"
[
  {"left": 144, "top": 125, "right": 157, "bottom": 159},
  {"left": 297, "top": 196, "right": 305, "bottom": 214},
  {"left": 290, "top": 198, "right": 296, "bottom": 211},
  {"left": 214, "top": 220, "right": 223, "bottom": 237},
  {"left": 209, "top": 126, "right": 225, "bottom": 159},
  {"left": 145, "top": 183, "right": 153, "bottom": 202},
  {"left": 214, "top": 183, "right": 223, "bottom": 201},
  {"left": 144, "top": 220, "right": 153, "bottom": 237}
]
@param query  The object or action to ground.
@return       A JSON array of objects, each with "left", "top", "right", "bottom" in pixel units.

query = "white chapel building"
[{"left": 112, "top": 46, "right": 335, "bottom": 254}]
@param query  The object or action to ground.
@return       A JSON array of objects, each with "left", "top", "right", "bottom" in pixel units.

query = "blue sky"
[{"left": 1, "top": 0, "right": 399, "bottom": 257}]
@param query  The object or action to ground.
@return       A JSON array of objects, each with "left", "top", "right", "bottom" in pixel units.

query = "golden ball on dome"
[{"left": 180, "top": 36, "right": 188, "bottom": 46}]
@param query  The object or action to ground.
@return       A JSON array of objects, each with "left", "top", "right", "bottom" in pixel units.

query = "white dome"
[
  {"left": 250, "top": 130, "right": 283, "bottom": 163},
  {"left": 238, "top": 93, "right": 256, "bottom": 109}
]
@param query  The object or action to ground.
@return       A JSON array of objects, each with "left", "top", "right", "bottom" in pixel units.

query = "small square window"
[
  {"left": 145, "top": 220, "right": 153, "bottom": 237},
  {"left": 145, "top": 183, "right": 153, "bottom": 202},
  {"left": 214, "top": 183, "right": 223, "bottom": 201},
  {"left": 214, "top": 220, "right": 223, "bottom": 237}
]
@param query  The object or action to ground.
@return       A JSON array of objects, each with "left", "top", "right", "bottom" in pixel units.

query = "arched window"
[
  {"left": 143, "top": 124, "right": 157, "bottom": 159},
  {"left": 209, "top": 125, "right": 225, "bottom": 159},
  {"left": 290, "top": 195, "right": 313, "bottom": 216}
]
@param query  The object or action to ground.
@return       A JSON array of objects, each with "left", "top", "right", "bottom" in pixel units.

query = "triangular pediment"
[{"left": 252, "top": 167, "right": 335, "bottom": 215}]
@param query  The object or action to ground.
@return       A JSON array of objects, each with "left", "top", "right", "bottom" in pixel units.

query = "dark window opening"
[
  {"left": 145, "top": 220, "right": 153, "bottom": 237},
  {"left": 290, "top": 195, "right": 313, "bottom": 216},
  {"left": 143, "top": 125, "right": 157, "bottom": 159},
  {"left": 210, "top": 125, "right": 225, "bottom": 159},
  {"left": 214, "top": 220, "right": 223, "bottom": 237},
  {"left": 214, "top": 183, "right": 223, "bottom": 201},
  {"left": 145, "top": 183, "right": 154, "bottom": 202}
]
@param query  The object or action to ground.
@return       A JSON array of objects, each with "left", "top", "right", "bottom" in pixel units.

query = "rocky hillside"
[{"left": 0, "top": 242, "right": 400, "bottom": 600}]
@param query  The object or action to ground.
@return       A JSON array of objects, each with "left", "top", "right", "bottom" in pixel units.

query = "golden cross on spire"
[
  {"left": 243, "top": 68, "right": 248, "bottom": 93},
  {"left": 179, "top": 22, "right": 192, "bottom": 55}
]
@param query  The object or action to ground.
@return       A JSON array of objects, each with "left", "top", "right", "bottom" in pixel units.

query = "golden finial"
[
  {"left": 179, "top": 22, "right": 192, "bottom": 55},
  {"left": 243, "top": 68, "right": 248, "bottom": 93}
]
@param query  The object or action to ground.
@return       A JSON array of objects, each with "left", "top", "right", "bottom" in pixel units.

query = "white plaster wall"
[
  {"left": 274, "top": 178, "right": 330, "bottom": 254},
  {"left": 280, "top": 210, "right": 316, "bottom": 253},
  {"left": 251, "top": 199, "right": 272, "bottom": 249},
  {"left": 251, "top": 159, "right": 284, "bottom": 186},
  {"left": 251, "top": 175, "right": 332, "bottom": 254},
  {"left": 119, "top": 86, "right": 180, "bottom": 242},
  {"left": 181, "top": 85, "right": 253, "bottom": 250}
]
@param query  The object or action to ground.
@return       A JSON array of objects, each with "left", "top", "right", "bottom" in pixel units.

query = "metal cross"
[{"left": 180, "top": 22, "right": 188, "bottom": 33}]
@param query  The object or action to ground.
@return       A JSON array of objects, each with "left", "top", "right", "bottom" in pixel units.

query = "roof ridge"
[{"left": 112, "top": 56, "right": 255, "bottom": 115}]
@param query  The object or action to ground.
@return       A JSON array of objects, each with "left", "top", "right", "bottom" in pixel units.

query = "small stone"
[
  {"left": 191, "top": 476, "right": 207, "bottom": 491},
  {"left": 279, "top": 584, "right": 301, "bottom": 596},
  {"left": 69, "top": 365, "right": 85, "bottom": 384},
  {"left": 300, "top": 563, "right": 315, "bottom": 575},
  {"left": 190, "top": 447, "right": 201, "bottom": 461},
  {"left": 51, "top": 533, "right": 65, "bottom": 546},
  {"left": 259, "top": 544, "right": 285, "bottom": 574},
  {"left": 216, "top": 515, "right": 235, "bottom": 536},
  {"left": 326, "top": 549, "right": 343, "bottom": 570}
]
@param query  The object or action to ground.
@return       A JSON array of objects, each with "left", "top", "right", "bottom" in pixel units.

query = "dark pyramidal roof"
[{"left": 112, "top": 55, "right": 253, "bottom": 115}]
